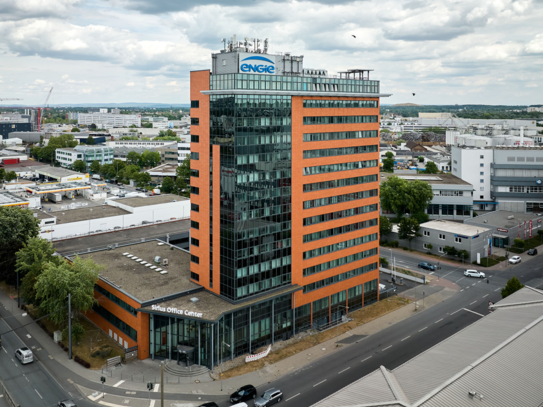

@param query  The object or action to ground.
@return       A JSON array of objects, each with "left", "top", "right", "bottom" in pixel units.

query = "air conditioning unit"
[
  {"left": 162, "top": 258, "right": 169, "bottom": 266},
  {"left": 154, "top": 256, "right": 162, "bottom": 264}
]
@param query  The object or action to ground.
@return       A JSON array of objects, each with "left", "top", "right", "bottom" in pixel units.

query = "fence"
[
  {"left": 245, "top": 345, "right": 271, "bottom": 363},
  {"left": 379, "top": 267, "right": 426, "bottom": 284},
  {"left": 0, "top": 378, "right": 19, "bottom": 407}
]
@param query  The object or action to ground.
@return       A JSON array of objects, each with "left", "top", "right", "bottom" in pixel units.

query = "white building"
[
  {"left": 107, "top": 140, "right": 176, "bottom": 148},
  {"left": 78, "top": 113, "right": 141, "bottom": 129},
  {"left": 177, "top": 142, "right": 190, "bottom": 163},
  {"left": 527, "top": 106, "right": 543, "bottom": 113},
  {"left": 56, "top": 145, "right": 114, "bottom": 169},
  {"left": 142, "top": 116, "right": 170, "bottom": 129}
]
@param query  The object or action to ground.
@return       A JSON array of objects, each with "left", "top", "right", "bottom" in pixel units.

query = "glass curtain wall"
[{"left": 210, "top": 94, "right": 293, "bottom": 302}]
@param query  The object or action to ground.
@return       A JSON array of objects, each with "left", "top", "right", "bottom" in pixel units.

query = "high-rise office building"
[{"left": 190, "top": 37, "right": 389, "bottom": 334}]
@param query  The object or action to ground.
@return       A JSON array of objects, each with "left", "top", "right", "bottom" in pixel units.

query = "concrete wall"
[{"left": 452, "top": 146, "right": 493, "bottom": 209}]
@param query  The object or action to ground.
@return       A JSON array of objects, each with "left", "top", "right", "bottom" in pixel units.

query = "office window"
[
  {"left": 439, "top": 234, "right": 445, "bottom": 240},
  {"left": 191, "top": 100, "right": 199, "bottom": 108},
  {"left": 480, "top": 187, "right": 484, "bottom": 191},
  {"left": 191, "top": 186, "right": 199, "bottom": 195},
  {"left": 455, "top": 237, "right": 462, "bottom": 243},
  {"left": 191, "top": 203, "right": 199, "bottom": 212},
  {"left": 480, "top": 163, "right": 484, "bottom": 167},
  {"left": 191, "top": 135, "right": 199, "bottom": 143},
  {"left": 423, "top": 243, "right": 431, "bottom": 249},
  {"left": 480, "top": 172, "right": 484, "bottom": 175},
  {"left": 190, "top": 272, "right": 200, "bottom": 282},
  {"left": 480, "top": 155, "right": 484, "bottom": 159},
  {"left": 438, "top": 247, "right": 444, "bottom": 253},
  {"left": 191, "top": 118, "right": 199, "bottom": 125},
  {"left": 191, "top": 255, "right": 199, "bottom": 264},
  {"left": 427, "top": 204, "right": 440, "bottom": 215},
  {"left": 480, "top": 179, "right": 484, "bottom": 183},
  {"left": 191, "top": 220, "right": 199, "bottom": 230},
  {"left": 191, "top": 169, "right": 199, "bottom": 178},
  {"left": 442, "top": 204, "right": 454, "bottom": 216},
  {"left": 191, "top": 237, "right": 199, "bottom": 247},
  {"left": 480, "top": 195, "right": 484, "bottom": 199},
  {"left": 192, "top": 152, "right": 199, "bottom": 160},
  {"left": 423, "top": 230, "right": 430, "bottom": 236}
]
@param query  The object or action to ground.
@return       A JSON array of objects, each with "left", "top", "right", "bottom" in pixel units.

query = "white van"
[
  {"left": 15, "top": 347, "right": 34, "bottom": 364},
  {"left": 231, "top": 403, "right": 248, "bottom": 407}
]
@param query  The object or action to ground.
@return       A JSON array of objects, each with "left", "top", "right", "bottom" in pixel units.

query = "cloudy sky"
[{"left": 0, "top": 0, "right": 542, "bottom": 106}]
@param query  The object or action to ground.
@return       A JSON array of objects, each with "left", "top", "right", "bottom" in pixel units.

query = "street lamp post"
[
  {"left": 221, "top": 341, "right": 231, "bottom": 392},
  {"left": 336, "top": 305, "right": 349, "bottom": 347}
]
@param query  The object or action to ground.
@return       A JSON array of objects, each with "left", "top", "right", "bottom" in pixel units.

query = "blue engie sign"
[{"left": 240, "top": 55, "right": 275, "bottom": 74}]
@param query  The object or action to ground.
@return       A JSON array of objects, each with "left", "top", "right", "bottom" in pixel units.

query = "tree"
[
  {"left": 0, "top": 168, "right": 5, "bottom": 183},
  {"left": 35, "top": 256, "right": 102, "bottom": 326},
  {"left": 85, "top": 135, "right": 95, "bottom": 145},
  {"left": 89, "top": 160, "right": 101, "bottom": 174},
  {"left": 513, "top": 238, "right": 525, "bottom": 249},
  {"left": 126, "top": 151, "right": 141, "bottom": 166},
  {"left": 136, "top": 172, "right": 151, "bottom": 188},
  {"left": 0, "top": 207, "right": 40, "bottom": 284},
  {"left": 161, "top": 177, "right": 174, "bottom": 193},
  {"left": 89, "top": 123, "right": 97, "bottom": 130},
  {"left": 382, "top": 151, "right": 394, "bottom": 172},
  {"left": 100, "top": 163, "right": 114, "bottom": 179},
  {"left": 140, "top": 150, "right": 160, "bottom": 168},
  {"left": 4, "top": 171, "right": 17, "bottom": 182},
  {"left": 37, "top": 133, "right": 78, "bottom": 163},
  {"left": 16, "top": 237, "right": 61, "bottom": 306},
  {"left": 71, "top": 127, "right": 80, "bottom": 132},
  {"left": 72, "top": 160, "right": 86, "bottom": 172},
  {"left": 418, "top": 156, "right": 424, "bottom": 162},
  {"left": 379, "top": 257, "right": 389, "bottom": 267},
  {"left": 381, "top": 176, "right": 433, "bottom": 219},
  {"left": 501, "top": 276, "right": 524, "bottom": 298},
  {"left": 457, "top": 250, "right": 469, "bottom": 261},
  {"left": 443, "top": 246, "right": 457, "bottom": 256},
  {"left": 174, "top": 155, "right": 191, "bottom": 197},
  {"left": 425, "top": 161, "right": 439, "bottom": 174},
  {"left": 379, "top": 216, "right": 392, "bottom": 238},
  {"left": 398, "top": 217, "right": 421, "bottom": 249}
]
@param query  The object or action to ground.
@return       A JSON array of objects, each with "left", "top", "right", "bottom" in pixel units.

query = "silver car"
[{"left": 255, "top": 388, "right": 283, "bottom": 407}]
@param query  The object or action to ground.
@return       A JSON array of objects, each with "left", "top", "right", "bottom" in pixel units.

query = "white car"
[
  {"left": 15, "top": 347, "right": 34, "bottom": 365},
  {"left": 509, "top": 256, "right": 521, "bottom": 264},
  {"left": 464, "top": 269, "right": 486, "bottom": 278}
]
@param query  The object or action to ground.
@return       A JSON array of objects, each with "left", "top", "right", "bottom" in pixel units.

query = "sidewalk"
[{"left": 0, "top": 278, "right": 459, "bottom": 400}]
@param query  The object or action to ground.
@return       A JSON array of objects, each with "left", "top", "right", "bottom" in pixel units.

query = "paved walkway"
[{"left": 0, "top": 277, "right": 459, "bottom": 402}]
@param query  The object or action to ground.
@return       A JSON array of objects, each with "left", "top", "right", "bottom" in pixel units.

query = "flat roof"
[
  {"left": 139, "top": 284, "right": 301, "bottom": 323},
  {"left": 119, "top": 194, "right": 188, "bottom": 208},
  {"left": 0, "top": 161, "right": 48, "bottom": 169},
  {"left": 77, "top": 241, "right": 198, "bottom": 303},
  {"left": 25, "top": 182, "right": 90, "bottom": 194},
  {"left": 31, "top": 210, "right": 56, "bottom": 220},
  {"left": 381, "top": 173, "right": 471, "bottom": 186},
  {"left": 467, "top": 210, "right": 543, "bottom": 230},
  {"left": 51, "top": 206, "right": 129, "bottom": 223},
  {"left": 422, "top": 219, "right": 490, "bottom": 236},
  {"left": 34, "top": 166, "right": 85, "bottom": 179},
  {"left": 0, "top": 190, "right": 29, "bottom": 206}
]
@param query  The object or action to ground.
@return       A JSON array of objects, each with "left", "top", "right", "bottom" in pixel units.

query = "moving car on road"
[
  {"left": 528, "top": 248, "right": 538, "bottom": 256},
  {"left": 418, "top": 262, "right": 436, "bottom": 271},
  {"left": 509, "top": 256, "right": 522, "bottom": 264},
  {"left": 255, "top": 388, "right": 283, "bottom": 407},
  {"left": 464, "top": 269, "right": 485, "bottom": 278},
  {"left": 58, "top": 401, "right": 77, "bottom": 407},
  {"left": 230, "top": 385, "right": 257, "bottom": 404},
  {"left": 15, "top": 347, "right": 33, "bottom": 364}
]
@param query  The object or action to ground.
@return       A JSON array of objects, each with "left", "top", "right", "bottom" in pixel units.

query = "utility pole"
[
  {"left": 161, "top": 361, "right": 164, "bottom": 407},
  {"left": 68, "top": 293, "right": 72, "bottom": 359}
]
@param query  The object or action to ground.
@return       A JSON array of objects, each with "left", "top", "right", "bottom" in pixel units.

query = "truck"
[
  {"left": 46, "top": 192, "right": 62, "bottom": 203},
  {"left": 92, "top": 174, "right": 101, "bottom": 180},
  {"left": 152, "top": 188, "right": 161, "bottom": 195}
]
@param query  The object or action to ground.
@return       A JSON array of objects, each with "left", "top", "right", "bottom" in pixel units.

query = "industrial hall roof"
[{"left": 311, "top": 286, "right": 543, "bottom": 407}]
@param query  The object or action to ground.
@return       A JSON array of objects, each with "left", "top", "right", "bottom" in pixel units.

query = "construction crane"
[{"left": 37, "top": 87, "right": 53, "bottom": 132}]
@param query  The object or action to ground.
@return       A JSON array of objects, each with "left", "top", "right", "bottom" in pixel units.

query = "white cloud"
[
  {"left": 61, "top": 74, "right": 70, "bottom": 79},
  {"left": 126, "top": 82, "right": 135, "bottom": 86},
  {"left": 34, "top": 79, "right": 46, "bottom": 84},
  {"left": 525, "top": 33, "right": 543, "bottom": 54},
  {"left": 0, "top": 0, "right": 83, "bottom": 21}
]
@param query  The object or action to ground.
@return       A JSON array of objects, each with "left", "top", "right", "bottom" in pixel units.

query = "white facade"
[
  {"left": 56, "top": 148, "right": 83, "bottom": 167},
  {"left": 177, "top": 142, "right": 190, "bottom": 163},
  {"left": 527, "top": 107, "right": 543, "bottom": 113},
  {"left": 78, "top": 113, "right": 141, "bottom": 129},
  {"left": 451, "top": 146, "right": 493, "bottom": 210},
  {"left": 108, "top": 140, "right": 176, "bottom": 148}
]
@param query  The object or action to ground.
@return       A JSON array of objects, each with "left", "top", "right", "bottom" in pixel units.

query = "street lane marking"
[
  {"left": 435, "top": 318, "right": 443, "bottom": 323},
  {"left": 463, "top": 308, "right": 484, "bottom": 317},
  {"left": 24, "top": 375, "right": 29, "bottom": 382},
  {"left": 98, "top": 401, "right": 124, "bottom": 407},
  {"left": 419, "top": 327, "right": 427, "bottom": 332},
  {"left": 401, "top": 336, "right": 410, "bottom": 341},
  {"left": 88, "top": 393, "right": 104, "bottom": 401},
  {"left": 451, "top": 309, "right": 462, "bottom": 315},
  {"left": 482, "top": 294, "right": 489, "bottom": 298},
  {"left": 429, "top": 272, "right": 434, "bottom": 275},
  {"left": 150, "top": 400, "right": 155, "bottom": 407},
  {"left": 2, "top": 347, "right": 6, "bottom": 353},
  {"left": 113, "top": 380, "right": 124, "bottom": 388},
  {"left": 35, "top": 389, "right": 43, "bottom": 399},
  {"left": 494, "top": 288, "right": 501, "bottom": 292},
  {"left": 470, "top": 301, "right": 477, "bottom": 305},
  {"left": 361, "top": 356, "right": 372, "bottom": 363},
  {"left": 455, "top": 277, "right": 465, "bottom": 283},
  {"left": 338, "top": 367, "right": 350, "bottom": 374},
  {"left": 460, "top": 289, "right": 464, "bottom": 292},
  {"left": 153, "top": 384, "right": 160, "bottom": 392},
  {"left": 472, "top": 283, "right": 476, "bottom": 286},
  {"left": 382, "top": 345, "right": 392, "bottom": 351},
  {"left": 286, "top": 394, "right": 300, "bottom": 401},
  {"left": 26, "top": 334, "right": 31, "bottom": 338},
  {"left": 314, "top": 380, "right": 327, "bottom": 387}
]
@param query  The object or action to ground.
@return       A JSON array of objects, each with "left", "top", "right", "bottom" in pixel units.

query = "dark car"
[
  {"left": 230, "top": 384, "right": 257, "bottom": 404},
  {"left": 255, "top": 388, "right": 283, "bottom": 407},
  {"left": 528, "top": 248, "right": 538, "bottom": 256},
  {"left": 418, "top": 262, "right": 435, "bottom": 271},
  {"left": 198, "top": 403, "right": 219, "bottom": 407}
]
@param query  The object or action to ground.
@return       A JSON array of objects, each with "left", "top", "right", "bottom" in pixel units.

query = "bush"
[
  {"left": 402, "top": 247, "right": 408, "bottom": 251},
  {"left": 390, "top": 241, "right": 399, "bottom": 248},
  {"left": 472, "top": 211, "right": 478, "bottom": 217},
  {"left": 513, "top": 238, "right": 525, "bottom": 249},
  {"left": 426, "top": 243, "right": 433, "bottom": 250},
  {"left": 379, "top": 257, "right": 389, "bottom": 267}
]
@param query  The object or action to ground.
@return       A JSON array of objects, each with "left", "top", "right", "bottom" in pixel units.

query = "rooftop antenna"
[
  {"left": 264, "top": 38, "right": 269, "bottom": 54},
  {"left": 221, "top": 38, "right": 226, "bottom": 51}
]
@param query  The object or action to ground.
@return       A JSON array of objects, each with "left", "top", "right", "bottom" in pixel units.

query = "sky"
[{"left": 0, "top": 0, "right": 542, "bottom": 106}]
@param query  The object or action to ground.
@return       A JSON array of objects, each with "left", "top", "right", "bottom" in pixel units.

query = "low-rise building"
[
  {"left": 381, "top": 173, "right": 473, "bottom": 220},
  {"left": 78, "top": 112, "right": 141, "bottom": 128},
  {"left": 56, "top": 145, "right": 114, "bottom": 168}
]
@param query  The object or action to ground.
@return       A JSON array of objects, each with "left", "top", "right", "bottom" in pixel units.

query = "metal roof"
[{"left": 310, "top": 287, "right": 543, "bottom": 407}]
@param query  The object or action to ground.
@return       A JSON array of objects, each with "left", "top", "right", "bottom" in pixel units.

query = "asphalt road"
[{"left": 1, "top": 249, "right": 541, "bottom": 407}]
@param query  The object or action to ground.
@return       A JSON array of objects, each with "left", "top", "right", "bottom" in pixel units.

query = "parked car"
[
  {"left": 418, "top": 262, "right": 436, "bottom": 271},
  {"left": 230, "top": 385, "right": 257, "bottom": 404},
  {"left": 58, "top": 401, "right": 77, "bottom": 407},
  {"left": 464, "top": 269, "right": 485, "bottom": 278},
  {"left": 528, "top": 248, "right": 538, "bottom": 256},
  {"left": 509, "top": 255, "right": 522, "bottom": 264},
  {"left": 198, "top": 403, "right": 219, "bottom": 407},
  {"left": 255, "top": 388, "right": 283, "bottom": 407},
  {"left": 15, "top": 347, "right": 34, "bottom": 364}
]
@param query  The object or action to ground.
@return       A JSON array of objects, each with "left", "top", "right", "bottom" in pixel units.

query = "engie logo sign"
[{"left": 240, "top": 55, "right": 275, "bottom": 74}]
